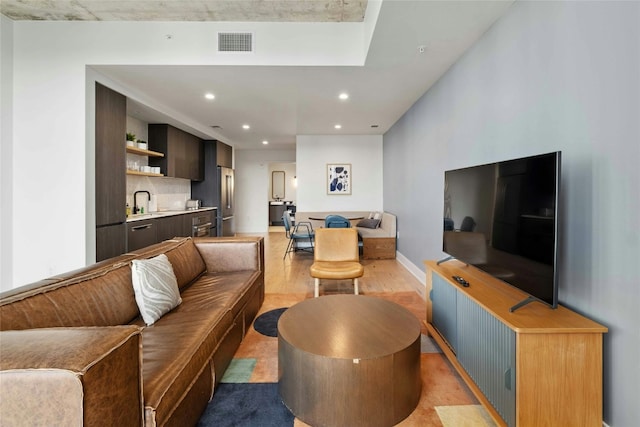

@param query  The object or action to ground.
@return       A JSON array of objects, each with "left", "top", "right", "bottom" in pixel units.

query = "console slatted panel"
[{"left": 457, "top": 292, "right": 516, "bottom": 427}]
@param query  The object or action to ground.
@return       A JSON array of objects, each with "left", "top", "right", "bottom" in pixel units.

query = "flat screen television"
[{"left": 441, "top": 151, "right": 561, "bottom": 311}]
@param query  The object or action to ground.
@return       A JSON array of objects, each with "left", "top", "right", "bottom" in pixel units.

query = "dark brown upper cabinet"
[
  {"left": 148, "top": 124, "right": 204, "bottom": 181},
  {"left": 216, "top": 141, "right": 232, "bottom": 168}
]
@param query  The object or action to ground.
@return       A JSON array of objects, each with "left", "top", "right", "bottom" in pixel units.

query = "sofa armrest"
[
  {"left": 1, "top": 369, "right": 85, "bottom": 426},
  {"left": 0, "top": 326, "right": 143, "bottom": 426},
  {"left": 194, "top": 236, "right": 264, "bottom": 273}
]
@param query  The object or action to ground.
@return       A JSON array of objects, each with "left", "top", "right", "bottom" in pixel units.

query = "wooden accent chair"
[{"left": 309, "top": 228, "right": 364, "bottom": 297}]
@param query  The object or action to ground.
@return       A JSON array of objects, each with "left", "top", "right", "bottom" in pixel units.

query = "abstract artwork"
[{"left": 327, "top": 164, "right": 351, "bottom": 195}]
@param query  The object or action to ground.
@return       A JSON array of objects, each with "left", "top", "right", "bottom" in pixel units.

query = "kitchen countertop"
[{"left": 126, "top": 207, "right": 216, "bottom": 223}]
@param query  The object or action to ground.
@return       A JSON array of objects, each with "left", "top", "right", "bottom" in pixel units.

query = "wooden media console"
[{"left": 424, "top": 260, "right": 607, "bottom": 427}]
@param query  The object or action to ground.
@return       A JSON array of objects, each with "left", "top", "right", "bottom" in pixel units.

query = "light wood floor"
[{"left": 243, "top": 229, "right": 425, "bottom": 297}]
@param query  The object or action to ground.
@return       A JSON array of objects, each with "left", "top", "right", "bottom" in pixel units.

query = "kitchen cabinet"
[
  {"left": 192, "top": 141, "right": 221, "bottom": 207},
  {"left": 95, "top": 83, "right": 126, "bottom": 261},
  {"left": 216, "top": 140, "right": 232, "bottom": 168},
  {"left": 148, "top": 124, "right": 203, "bottom": 181},
  {"left": 96, "top": 223, "right": 127, "bottom": 262},
  {"left": 127, "top": 209, "right": 216, "bottom": 252},
  {"left": 156, "top": 215, "right": 187, "bottom": 241},
  {"left": 127, "top": 220, "right": 157, "bottom": 252},
  {"left": 95, "top": 83, "right": 126, "bottom": 226}
]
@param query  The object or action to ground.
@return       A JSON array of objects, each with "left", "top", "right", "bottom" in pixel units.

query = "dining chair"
[
  {"left": 324, "top": 214, "right": 351, "bottom": 228},
  {"left": 283, "top": 212, "right": 314, "bottom": 258},
  {"left": 309, "top": 228, "right": 364, "bottom": 297}
]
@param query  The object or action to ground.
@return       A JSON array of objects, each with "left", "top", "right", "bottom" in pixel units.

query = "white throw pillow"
[{"left": 131, "top": 254, "right": 182, "bottom": 325}]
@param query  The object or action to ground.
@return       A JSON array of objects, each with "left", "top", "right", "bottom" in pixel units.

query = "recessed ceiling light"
[
  {"left": 242, "top": 124, "right": 250, "bottom": 130},
  {"left": 204, "top": 93, "right": 215, "bottom": 100},
  {"left": 262, "top": 140, "right": 269, "bottom": 145},
  {"left": 334, "top": 124, "right": 342, "bottom": 129},
  {"left": 339, "top": 93, "right": 349, "bottom": 100}
]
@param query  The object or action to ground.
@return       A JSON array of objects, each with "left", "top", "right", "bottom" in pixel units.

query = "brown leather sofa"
[{"left": 0, "top": 236, "right": 264, "bottom": 427}]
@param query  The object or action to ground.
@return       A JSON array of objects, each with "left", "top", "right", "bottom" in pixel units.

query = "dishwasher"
[{"left": 127, "top": 221, "right": 156, "bottom": 252}]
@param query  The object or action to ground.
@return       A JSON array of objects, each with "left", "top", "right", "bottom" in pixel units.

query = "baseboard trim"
[{"left": 396, "top": 251, "right": 426, "bottom": 300}]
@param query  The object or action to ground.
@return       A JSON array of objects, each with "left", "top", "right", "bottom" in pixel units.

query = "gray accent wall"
[{"left": 383, "top": 1, "right": 639, "bottom": 425}]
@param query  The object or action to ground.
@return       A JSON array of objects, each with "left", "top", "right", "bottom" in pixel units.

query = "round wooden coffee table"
[{"left": 277, "top": 295, "right": 421, "bottom": 427}]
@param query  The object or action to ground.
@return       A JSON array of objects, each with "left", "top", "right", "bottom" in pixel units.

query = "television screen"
[{"left": 442, "top": 151, "right": 561, "bottom": 310}]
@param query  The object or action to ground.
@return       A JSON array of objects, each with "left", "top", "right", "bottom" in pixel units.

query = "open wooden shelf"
[
  {"left": 126, "top": 146, "right": 165, "bottom": 157},
  {"left": 126, "top": 170, "right": 164, "bottom": 177}
]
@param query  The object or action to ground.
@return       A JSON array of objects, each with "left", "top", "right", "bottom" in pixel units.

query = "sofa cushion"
[
  {"left": 130, "top": 238, "right": 207, "bottom": 291},
  {"left": 189, "top": 271, "right": 262, "bottom": 321},
  {"left": 131, "top": 254, "right": 182, "bottom": 326},
  {"left": 140, "top": 311, "right": 226, "bottom": 427},
  {"left": 137, "top": 270, "right": 261, "bottom": 426}
]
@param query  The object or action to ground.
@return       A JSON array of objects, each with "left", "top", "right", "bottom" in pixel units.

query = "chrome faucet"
[{"left": 133, "top": 191, "right": 151, "bottom": 214}]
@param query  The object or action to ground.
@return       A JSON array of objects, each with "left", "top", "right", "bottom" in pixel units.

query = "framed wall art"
[{"left": 327, "top": 163, "right": 351, "bottom": 195}]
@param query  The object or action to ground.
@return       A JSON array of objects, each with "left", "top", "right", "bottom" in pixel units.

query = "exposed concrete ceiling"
[
  {"left": 0, "top": 0, "right": 368, "bottom": 22},
  {"left": 3, "top": 1, "right": 514, "bottom": 150}
]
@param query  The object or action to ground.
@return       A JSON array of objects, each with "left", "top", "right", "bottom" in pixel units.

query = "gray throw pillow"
[{"left": 357, "top": 218, "right": 381, "bottom": 229}]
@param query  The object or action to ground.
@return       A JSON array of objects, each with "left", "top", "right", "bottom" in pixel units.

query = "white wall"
[
  {"left": 126, "top": 116, "right": 148, "bottom": 143},
  {"left": 0, "top": 15, "right": 14, "bottom": 291},
  {"left": 296, "top": 135, "right": 383, "bottom": 212},
  {"left": 383, "top": 2, "right": 639, "bottom": 425},
  {"left": 3, "top": 20, "right": 368, "bottom": 288},
  {"left": 235, "top": 149, "right": 296, "bottom": 233}
]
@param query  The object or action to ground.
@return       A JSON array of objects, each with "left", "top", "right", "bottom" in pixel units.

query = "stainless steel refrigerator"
[
  {"left": 191, "top": 141, "right": 235, "bottom": 237},
  {"left": 218, "top": 166, "right": 235, "bottom": 236}
]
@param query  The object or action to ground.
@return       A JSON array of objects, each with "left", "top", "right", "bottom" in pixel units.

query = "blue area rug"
[
  {"left": 253, "top": 307, "right": 288, "bottom": 337},
  {"left": 197, "top": 383, "right": 294, "bottom": 427}
]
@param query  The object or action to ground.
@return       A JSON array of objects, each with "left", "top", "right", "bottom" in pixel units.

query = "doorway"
[{"left": 268, "top": 162, "right": 296, "bottom": 229}]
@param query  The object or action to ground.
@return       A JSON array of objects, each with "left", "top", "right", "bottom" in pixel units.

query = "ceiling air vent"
[{"left": 217, "top": 32, "right": 253, "bottom": 53}]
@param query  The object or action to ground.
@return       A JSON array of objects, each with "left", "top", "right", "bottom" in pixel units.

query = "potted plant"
[{"left": 126, "top": 132, "right": 136, "bottom": 146}]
